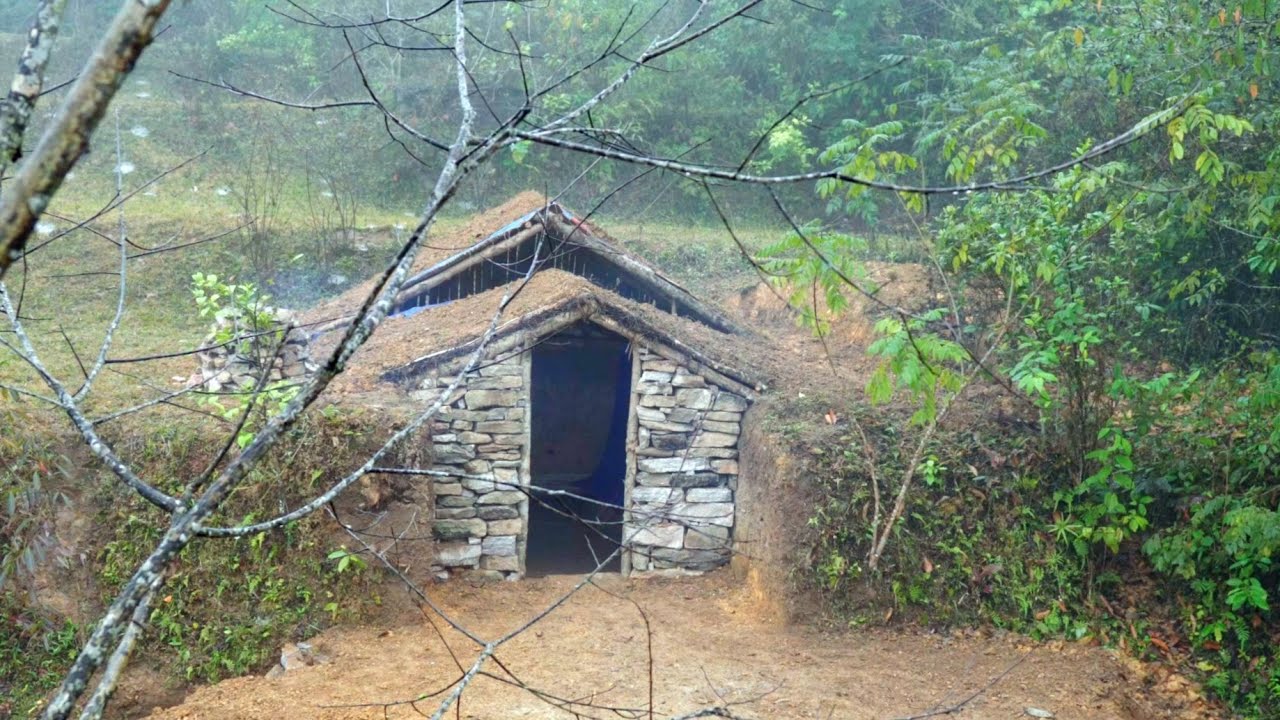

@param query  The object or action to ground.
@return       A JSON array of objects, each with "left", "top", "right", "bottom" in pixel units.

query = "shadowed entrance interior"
[{"left": 526, "top": 322, "right": 630, "bottom": 575}]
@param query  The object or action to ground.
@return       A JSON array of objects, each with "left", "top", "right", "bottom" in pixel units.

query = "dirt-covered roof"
[{"left": 302, "top": 194, "right": 778, "bottom": 397}]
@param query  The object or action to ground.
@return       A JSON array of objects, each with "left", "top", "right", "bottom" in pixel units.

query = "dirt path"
[{"left": 146, "top": 572, "right": 1212, "bottom": 720}]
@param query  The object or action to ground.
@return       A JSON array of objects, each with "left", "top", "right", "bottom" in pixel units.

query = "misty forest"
[{"left": 2, "top": 1, "right": 1280, "bottom": 718}]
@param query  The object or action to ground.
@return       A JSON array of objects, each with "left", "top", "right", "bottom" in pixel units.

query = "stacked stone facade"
[
  {"left": 626, "top": 347, "right": 745, "bottom": 572},
  {"left": 416, "top": 337, "right": 748, "bottom": 579},
  {"left": 415, "top": 352, "right": 530, "bottom": 579}
]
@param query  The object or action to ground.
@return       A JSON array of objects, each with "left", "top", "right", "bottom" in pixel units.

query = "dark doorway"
[{"left": 526, "top": 323, "right": 630, "bottom": 575}]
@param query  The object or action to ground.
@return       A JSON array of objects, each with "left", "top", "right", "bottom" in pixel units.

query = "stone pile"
[
  {"left": 626, "top": 347, "right": 744, "bottom": 572},
  {"left": 194, "top": 308, "right": 315, "bottom": 392}
]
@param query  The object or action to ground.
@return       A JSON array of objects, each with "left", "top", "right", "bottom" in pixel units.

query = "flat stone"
[
  {"left": 477, "top": 490, "right": 525, "bottom": 505},
  {"left": 478, "top": 363, "right": 522, "bottom": 377},
  {"left": 477, "top": 505, "right": 520, "bottom": 520},
  {"left": 456, "top": 432, "right": 493, "bottom": 444},
  {"left": 435, "top": 541, "right": 481, "bottom": 566},
  {"left": 492, "top": 467, "right": 519, "bottom": 483},
  {"left": 625, "top": 523, "right": 684, "bottom": 549},
  {"left": 687, "top": 447, "right": 737, "bottom": 458},
  {"left": 435, "top": 507, "right": 477, "bottom": 519},
  {"left": 711, "top": 460, "right": 739, "bottom": 475},
  {"left": 632, "top": 486, "right": 678, "bottom": 504},
  {"left": 644, "top": 360, "right": 678, "bottom": 373},
  {"left": 451, "top": 420, "right": 474, "bottom": 431},
  {"left": 635, "top": 383, "right": 671, "bottom": 396},
  {"left": 463, "top": 459, "right": 492, "bottom": 474},
  {"left": 438, "top": 495, "right": 476, "bottom": 508},
  {"left": 487, "top": 518, "right": 523, "bottom": 535},
  {"left": 650, "top": 433, "right": 691, "bottom": 451},
  {"left": 705, "top": 411, "right": 743, "bottom": 422},
  {"left": 475, "top": 420, "right": 523, "bottom": 434},
  {"left": 639, "top": 371, "right": 673, "bottom": 383},
  {"left": 434, "top": 444, "right": 476, "bottom": 463},
  {"left": 482, "top": 535, "right": 517, "bottom": 556},
  {"left": 701, "top": 420, "right": 740, "bottom": 434},
  {"left": 462, "top": 477, "right": 495, "bottom": 493},
  {"left": 674, "top": 502, "right": 734, "bottom": 527},
  {"left": 433, "top": 519, "right": 487, "bottom": 540},
  {"left": 639, "top": 395, "right": 677, "bottom": 408},
  {"left": 481, "top": 554, "right": 521, "bottom": 572},
  {"left": 468, "top": 375, "right": 522, "bottom": 389},
  {"left": 675, "top": 388, "right": 714, "bottom": 410},
  {"left": 637, "top": 457, "right": 710, "bottom": 474},
  {"left": 636, "top": 406, "right": 666, "bottom": 422},
  {"left": 487, "top": 433, "right": 527, "bottom": 446},
  {"left": 477, "top": 449, "right": 521, "bottom": 461},
  {"left": 465, "top": 389, "right": 519, "bottom": 409},
  {"left": 686, "top": 487, "right": 732, "bottom": 503},
  {"left": 712, "top": 394, "right": 749, "bottom": 412},
  {"left": 692, "top": 432, "right": 737, "bottom": 448},
  {"left": 434, "top": 482, "right": 463, "bottom": 496},
  {"left": 672, "top": 370, "right": 706, "bottom": 387},
  {"left": 666, "top": 408, "right": 700, "bottom": 423},
  {"left": 639, "top": 418, "right": 694, "bottom": 433},
  {"left": 684, "top": 524, "right": 730, "bottom": 549},
  {"left": 505, "top": 408, "right": 525, "bottom": 421},
  {"left": 649, "top": 547, "right": 728, "bottom": 571},
  {"left": 433, "top": 433, "right": 457, "bottom": 443}
]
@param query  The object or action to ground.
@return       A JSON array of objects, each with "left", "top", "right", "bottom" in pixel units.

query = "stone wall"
[
  {"left": 416, "top": 340, "right": 750, "bottom": 578},
  {"left": 626, "top": 347, "right": 747, "bottom": 573},
  {"left": 415, "top": 352, "right": 530, "bottom": 580}
]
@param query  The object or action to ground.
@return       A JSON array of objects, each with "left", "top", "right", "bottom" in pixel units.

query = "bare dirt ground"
[{"left": 145, "top": 571, "right": 1213, "bottom": 720}]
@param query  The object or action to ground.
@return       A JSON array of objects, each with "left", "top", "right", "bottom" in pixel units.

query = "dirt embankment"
[{"left": 145, "top": 572, "right": 1213, "bottom": 720}]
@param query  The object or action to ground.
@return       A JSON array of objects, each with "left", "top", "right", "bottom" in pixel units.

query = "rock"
[
  {"left": 433, "top": 444, "right": 476, "bottom": 463},
  {"left": 625, "top": 523, "right": 684, "bottom": 549},
  {"left": 435, "top": 507, "right": 477, "bottom": 519},
  {"left": 463, "top": 459, "right": 491, "bottom": 474},
  {"left": 644, "top": 360, "right": 678, "bottom": 373},
  {"left": 672, "top": 369, "right": 706, "bottom": 387},
  {"left": 684, "top": 525, "right": 730, "bottom": 549},
  {"left": 650, "top": 433, "right": 691, "bottom": 451},
  {"left": 675, "top": 388, "right": 714, "bottom": 409},
  {"left": 475, "top": 420, "right": 523, "bottom": 434},
  {"left": 456, "top": 432, "right": 493, "bottom": 444},
  {"left": 638, "top": 457, "right": 710, "bottom": 474},
  {"left": 639, "top": 418, "right": 694, "bottom": 433},
  {"left": 434, "top": 482, "right": 463, "bottom": 495},
  {"left": 712, "top": 394, "right": 749, "bottom": 412},
  {"left": 711, "top": 460, "right": 739, "bottom": 475},
  {"left": 477, "top": 490, "right": 525, "bottom": 505},
  {"left": 1024, "top": 710, "right": 1055, "bottom": 719},
  {"left": 461, "top": 477, "right": 495, "bottom": 493},
  {"left": 436, "top": 541, "right": 481, "bottom": 566},
  {"left": 487, "top": 518, "right": 522, "bottom": 535},
  {"left": 636, "top": 406, "right": 666, "bottom": 422},
  {"left": 477, "top": 505, "right": 520, "bottom": 520},
  {"left": 648, "top": 547, "right": 728, "bottom": 570},
  {"left": 465, "top": 390, "right": 519, "bottom": 409},
  {"left": 433, "top": 519, "right": 486, "bottom": 540},
  {"left": 632, "top": 487, "right": 677, "bottom": 504},
  {"left": 482, "top": 535, "right": 517, "bottom": 556},
  {"left": 673, "top": 502, "right": 734, "bottom": 526},
  {"left": 686, "top": 487, "right": 732, "bottom": 503},
  {"left": 635, "top": 382, "right": 671, "bottom": 395},
  {"left": 279, "top": 641, "right": 329, "bottom": 672},
  {"left": 468, "top": 375, "right": 522, "bottom": 389},
  {"left": 438, "top": 495, "right": 476, "bottom": 508},
  {"left": 481, "top": 554, "right": 521, "bottom": 572},
  {"left": 639, "top": 395, "right": 677, "bottom": 408},
  {"left": 639, "top": 371, "right": 673, "bottom": 383},
  {"left": 692, "top": 431, "right": 737, "bottom": 448},
  {"left": 701, "top": 420, "right": 740, "bottom": 434}
]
